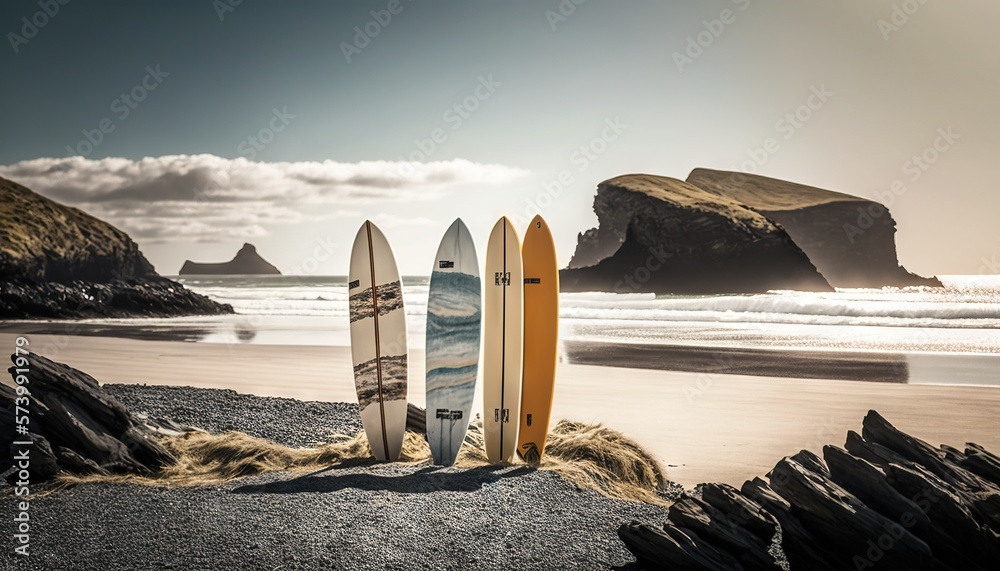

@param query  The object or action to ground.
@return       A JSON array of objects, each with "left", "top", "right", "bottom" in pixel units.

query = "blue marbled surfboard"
[{"left": 425, "top": 218, "right": 482, "bottom": 465}]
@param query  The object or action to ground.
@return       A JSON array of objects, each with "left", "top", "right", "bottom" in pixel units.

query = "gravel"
[
  {"left": 104, "top": 384, "right": 363, "bottom": 447},
  {"left": 1, "top": 385, "right": 672, "bottom": 570}
]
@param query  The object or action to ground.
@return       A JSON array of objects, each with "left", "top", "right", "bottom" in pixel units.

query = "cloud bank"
[{"left": 0, "top": 155, "right": 527, "bottom": 242}]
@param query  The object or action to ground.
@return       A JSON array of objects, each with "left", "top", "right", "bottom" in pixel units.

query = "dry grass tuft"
[{"left": 56, "top": 419, "right": 669, "bottom": 505}]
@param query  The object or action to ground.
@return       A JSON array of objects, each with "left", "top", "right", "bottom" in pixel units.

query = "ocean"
[
  {"left": 8, "top": 274, "right": 998, "bottom": 386},
  {"left": 159, "top": 274, "right": 1000, "bottom": 349}
]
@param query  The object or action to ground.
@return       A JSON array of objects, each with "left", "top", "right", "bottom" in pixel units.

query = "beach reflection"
[{"left": 562, "top": 341, "right": 911, "bottom": 384}]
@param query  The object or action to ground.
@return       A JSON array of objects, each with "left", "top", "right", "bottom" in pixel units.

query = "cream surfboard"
[
  {"left": 483, "top": 216, "right": 523, "bottom": 464},
  {"left": 348, "top": 221, "right": 408, "bottom": 462},
  {"left": 517, "top": 215, "right": 559, "bottom": 463},
  {"left": 425, "top": 218, "right": 482, "bottom": 466}
]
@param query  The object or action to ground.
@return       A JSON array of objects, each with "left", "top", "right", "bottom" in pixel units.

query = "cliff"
[
  {"left": 179, "top": 243, "right": 281, "bottom": 275},
  {"left": 561, "top": 175, "right": 833, "bottom": 294},
  {"left": 0, "top": 176, "right": 232, "bottom": 318},
  {"left": 686, "top": 168, "right": 940, "bottom": 288},
  {"left": 0, "top": 176, "right": 155, "bottom": 282}
]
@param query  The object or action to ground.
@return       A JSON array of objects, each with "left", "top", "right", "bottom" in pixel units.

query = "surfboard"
[
  {"left": 348, "top": 220, "right": 408, "bottom": 462},
  {"left": 483, "top": 216, "right": 524, "bottom": 464},
  {"left": 518, "top": 215, "right": 560, "bottom": 463},
  {"left": 425, "top": 218, "right": 482, "bottom": 466}
]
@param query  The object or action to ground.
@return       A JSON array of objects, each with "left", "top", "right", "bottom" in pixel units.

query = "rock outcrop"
[
  {"left": 618, "top": 410, "right": 1000, "bottom": 570},
  {"left": 560, "top": 175, "right": 833, "bottom": 294},
  {"left": 564, "top": 170, "right": 940, "bottom": 294},
  {"left": 0, "top": 277, "right": 233, "bottom": 319},
  {"left": 686, "top": 168, "right": 940, "bottom": 288},
  {"left": 0, "top": 351, "right": 434, "bottom": 484},
  {"left": 179, "top": 243, "right": 281, "bottom": 275},
  {"left": 2, "top": 352, "right": 181, "bottom": 481},
  {"left": 0, "top": 176, "right": 232, "bottom": 318},
  {"left": 0, "top": 176, "right": 154, "bottom": 282}
]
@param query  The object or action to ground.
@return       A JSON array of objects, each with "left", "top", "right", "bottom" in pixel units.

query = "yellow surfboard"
[{"left": 517, "top": 215, "right": 559, "bottom": 463}]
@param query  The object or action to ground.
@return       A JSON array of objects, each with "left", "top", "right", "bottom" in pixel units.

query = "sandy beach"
[{"left": 5, "top": 332, "right": 998, "bottom": 489}]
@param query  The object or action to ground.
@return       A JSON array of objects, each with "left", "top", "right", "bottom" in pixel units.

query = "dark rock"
[
  {"left": 962, "top": 444, "right": 1000, "bottom": 487},
  {"left": 560, "top": 174, "right": 832, "bottom": 294},
  {"left": 617, "top": 521, "right": 743, "bottom": 570},
  {"left": 844, "top": 428, "right": 911, "bottom": 469},
  {"left": 701, "top": 482, "right": 777, "bottom": 544},
  {"left": 0, "top": 276, "right": 232, "bottom": 319},
  {"left": 55, "top": 446, "right": 109, "bottom": 476},
  {"left": 668, "top": 495, "right": 781, "bottom": 570},
  {"left": 789, "top": 449, "right": 829, "bottom": 478},
  {"left": 741, "top": 477, "right": 840, "bottom": 571},
  {"left": 620, "top": 413, "right": 1000, "bottom": 571},
  {"left": 0, "top": 175, "right": 231, "bottom": 318},
  {"left": 686, "top": 168, "right": 940, "bottom": 288},
  {"left": 885, "top": 462, "right": 999, "bottom": 566},
  {"left": 406, "top": 403, "right": 426, "bottom": 434},
  {"left": 940, "top": 444, "right": 966, "bottom": 465},
  {"left": 179, "top": 243, "right": 281, "bottom": 275},
  {"left": 824, "top": 445, "right": 930, "bottom": 529},
  {"left": 8, "top": 433, "right": 61, "bottom": 481},
  {"left": 768, "top": 457, "right": 932, "bottom": 569},
  {"left": 2, "top": 352, "right": 179, "bottom": 481},
  {"left": 863, "top": 410, "right": 996, "bottom": 494}
]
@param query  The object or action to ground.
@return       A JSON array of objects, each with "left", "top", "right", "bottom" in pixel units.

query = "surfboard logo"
[
  {"left": 519, "top": 441, "right": 541, "bottom": 464},
  {"left": 438, "top": 260, "right": 454, "bottom": 268},
  {"left": 494, "top": 408, "right": 510, "bottom": 423},
  {"left": 494, "top": 271, "right": 511, "bottom": 286},
  {"left": 524, "top": 278, "right": 541, "bottom": 284},
  {"left": 348, "top": 279, "right": 360, "bottom": 289},
  {"left": 435, "top": 408, "right": 463, "bottom": 420}
]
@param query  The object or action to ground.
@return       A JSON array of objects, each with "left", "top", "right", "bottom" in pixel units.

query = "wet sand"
[
  {"left": 3, "top": 333, "right": 999, "bottom": 488},
  {"left": 564, "top": 340, "right": 911, "bottom": 382}
]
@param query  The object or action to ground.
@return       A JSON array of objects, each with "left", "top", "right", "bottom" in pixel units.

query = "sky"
[{"left": 1, "top": 1, "right": 998, "bottom": 276}]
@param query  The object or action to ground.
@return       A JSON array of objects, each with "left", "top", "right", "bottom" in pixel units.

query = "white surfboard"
[
  {"left": 483, "top": 216, "right": 524, "bottom": 463},
  {"left": 425, "top": 218, "right": 482, "bottom": 466},
  {"left": 348, "top": 220, "right": 408, "bottom": 462}
]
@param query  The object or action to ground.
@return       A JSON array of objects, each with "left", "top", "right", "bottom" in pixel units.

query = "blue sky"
[{"left": 2, "top": 1, "right": 998, "bottom": 276}]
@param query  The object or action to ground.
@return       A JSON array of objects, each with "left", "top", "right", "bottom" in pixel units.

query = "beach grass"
[{"left": 56, "top": 419, "right": 671, "bottom": 505}]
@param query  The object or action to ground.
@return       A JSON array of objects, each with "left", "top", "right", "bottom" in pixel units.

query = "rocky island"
[
  {"left": 562, "top": 170, "right": 939, "bottom": 294},
  {"left": 686, "top": 169, "right": 940, "bottom": 288},
  {"left": 179, "top": 243, "right": 281, "bottom": 275},
  {"left": 0, "top": 176, "right": 231, "bottom": 318},
  {"left": 561, "top": 174, "right": 833, "bottom": 294}
]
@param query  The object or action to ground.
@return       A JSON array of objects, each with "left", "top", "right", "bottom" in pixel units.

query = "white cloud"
[{"left": 0, "top": 154, "right": 527, "bottom": 242}]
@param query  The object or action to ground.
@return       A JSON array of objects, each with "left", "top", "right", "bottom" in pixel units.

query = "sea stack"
[
  {"left": 562, "top": 170, "right": 940, "bottom": 295},
  {"left": 179, "top": 243, "right": 281, "bottom": 275},
  {"left": 685, "top": 168, "right": 940, "bottom": 288},
  {"left": 561, "top": 174, "right": 833, "bottom": 295}
]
